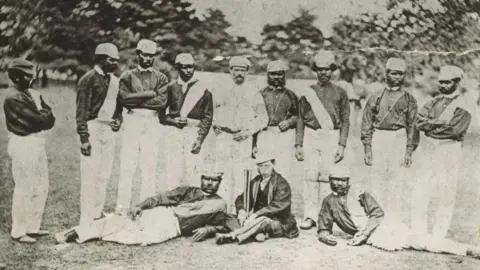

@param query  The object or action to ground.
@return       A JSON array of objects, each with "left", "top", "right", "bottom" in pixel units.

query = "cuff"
[
  {"left": 406, "top": 145, "right": 414, "bottom": 155},
  {"left": 80, "top": 135, "right": 89, "bottom": 144},
  {"left": 364, "top": 144, "right": 372, "bottom": 153}
]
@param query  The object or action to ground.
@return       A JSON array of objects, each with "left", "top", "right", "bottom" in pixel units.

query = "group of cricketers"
[{"left": 3, "top": 38, "right": 480, "bottom": 260}]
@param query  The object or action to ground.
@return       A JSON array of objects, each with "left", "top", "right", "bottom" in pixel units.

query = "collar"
[
  {"left": 94, "top": 65, "right": 106, "bottom": 76},
  {"left": 386, "top": 86, "right": 401, "bottom": 92},
  {"left": 261, "top": 175, "right": 272, "bottom": 183},
  {"left": 137, "top": 66, "right": 154, "bottom": 72},
  {"left": 177, "top": 76, "right": 197, "bottom": 86},
  {"left": 267, "top": 85, "right": 286, "bottom": 92},
  {"left": 440, "top": 92, "right": 460, "bottom": 100}
]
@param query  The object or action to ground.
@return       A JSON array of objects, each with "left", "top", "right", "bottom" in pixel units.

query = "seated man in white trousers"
[
  {"left": 317, "top": 165, "right": 480, "bottom": 260},
  {"left": 55, "top": 168, "right": 227, "bottom": 246}
]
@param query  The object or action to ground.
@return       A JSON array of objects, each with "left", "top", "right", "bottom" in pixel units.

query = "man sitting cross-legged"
[
  {"left": 317, "top": 164, "right": 480, "bottom": 260},
  {"left": 215, "top": 153, "right": 299, "bottom": 244},
  {"left": 55, "top": 168, "right": 227, "bottom": 246}
]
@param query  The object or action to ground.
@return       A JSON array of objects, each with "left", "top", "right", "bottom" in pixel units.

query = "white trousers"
[
  {"left": 79, "top": 121, "right": 116, "bottom": 226},
  {"left": 164, "top": 126, "right": 203, "bottom": 190},
  {"left": 256, "top": 127, "right": 294, "bottom": 179},
  {"left": 411, "top": 139, "right": 462, "bottom": 239},
  {"left": 368, "top": 129, "right": 408, "bottom": 224},
  {"left": 116, "top": 110, "right": 161, "bottom": 210},
  {"left": 302, "top": 128, "right": 339, "bottom": 221},
  {"left": 8, "top": 133, "right": 49, "bottom": 238},
  {"left": 214, "top": 132, "right": 254, "bottom": 214}
]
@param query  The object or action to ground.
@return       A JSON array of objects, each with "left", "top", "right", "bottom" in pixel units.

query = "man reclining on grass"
[
  {"left": 316, "top": 164, "right": 480, "bottom": 260},
  {"left": 55, "top": 168, "right": 227, "bottom": 246}
]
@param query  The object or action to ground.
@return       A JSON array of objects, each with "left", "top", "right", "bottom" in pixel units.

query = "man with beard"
[
  {"left": 317, "top": 165, "right": 480, "bottom": 260},
  {"left": 412, "top": 66, "right": 472, "bottom": 240},
  {"left": 215, "top": 153, "right": 299, "bottom": 245},
  {"left": 4, "top": 58, "right": 55, "bottom": 243},
  {"left": 112, "top": 39, "right": 169, "bottom": 214},
  {"left": 212, "top": 56, "right": 268, "bottom": 213},
  {"left": 162, "top": 53, "right": 213, "bottom": 189},
  {"left": 76, "top": 43, "right": 120, "bottom": 228},
  {"left": 361, "top": 57, "right": 419, "bottom": 225},
  {"left": 255, "top": 60, "right": 298, "bottom": 179},
  {"left": 55, "top": 167, "right": 227, "bottom": 246},
  {"left": 295, "top": 50, "right": 351, "bottom": 230}
]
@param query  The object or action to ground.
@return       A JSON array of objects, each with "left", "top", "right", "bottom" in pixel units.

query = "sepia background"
[{"left": 1, "top": 0, "right": 480, "bottom": 269}]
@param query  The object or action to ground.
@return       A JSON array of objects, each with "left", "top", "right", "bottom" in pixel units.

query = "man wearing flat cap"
[
  {"left": 4, "top": 58, "right": 55, "bottom": 243},
  {"left": 316, "top": 165, "right": 480, "bottom": 261},
  {"left": 162, "top": 53, "right": 213, "bottom": 189},
  {"left": 215, "top": 152, "right": 299, "bottom": 244},
  {"left": 76, "top": 43, "right": 120, "bottom": 228},
  {"left": 212, "top": 56, "right": 268, "bottom": 213},
  {"left": 412, "top": 65, "right": 472, "bottom": 241},
  {"left": 55, "top": 166, "right": 227, "bottom": 245},
  {"left": 361, "top": 57, "right": 419, "bottom": 225},
  {"left": 113, "top": 39, "right": 170, "bottom": 214},
  {"left": 255, "top": 60, "right": 298, "bottom": 179},
  {"left": 295, "top": 50, "right": 351, "bottom": 230}
]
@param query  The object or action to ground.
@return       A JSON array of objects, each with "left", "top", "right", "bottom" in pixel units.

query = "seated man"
[
  {"left": 55, "top": 169, "right": 227, "bottom": 246},
  {"left": 215, "top": 153, "right": 299, "bottom": 244},
  {"left": 317, "top": 165, "right": 480, "bottom": 260}
]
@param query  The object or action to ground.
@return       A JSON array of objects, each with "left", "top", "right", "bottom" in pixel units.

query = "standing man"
[
  {"left": 361, "top": 57, "right": 419, "bottom": 224},
  {"left": 215, "top": 153, "right": 299, "bottom": 244},
  {"left": 76, "top": 43, "right": 120, "bottom": 227},
  {"left": 113, "top": 39, "right": 169, "bottom": 213},
  {"left": 412, "top": 66, "right": 471, "bottom": 240},
  {"left": 256, "top": 60, "right": 298, "bottom": 178},
  {"left": 212, "top": 56, "right": 268, "bottom": 213},
  {"left": 295, "top": 50, "right": 350, "bottom": 230},
  {"left": 162, "top": 53, "right": 213, "bottom": 189},
  {"left": 4, "top": 58, "right": 55, "bottom": 243}
]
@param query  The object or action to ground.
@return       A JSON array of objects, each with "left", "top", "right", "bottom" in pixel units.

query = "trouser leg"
[
  {"left": 139, "top": 120, "right": 161, "bottom": 202},
  {"left": 164, "top": 127, "right": 185, "bottom": 190},
  {"left": 27, "top": 145, "right": 49, "bottom": 233},
  {"left": 116, "top": 115, "right": 141, "bottom": 210},
  {"left": 432, "top": 143, "right": 462, "bottom": 239}
]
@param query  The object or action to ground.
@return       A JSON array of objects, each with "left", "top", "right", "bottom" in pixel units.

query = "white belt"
[
  {"left": 424, "top": 136, "right": 460, "bottom": 146},
  {"left": 8, "top": 131, "right": 47, "bottom": 142},
  {"left": 128, "top": 109, "right": 158, "bottom": 117}
]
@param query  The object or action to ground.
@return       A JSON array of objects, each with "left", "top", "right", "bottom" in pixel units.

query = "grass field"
[{"left": 1, "top": 76, "right": 480, "bottom": 269}]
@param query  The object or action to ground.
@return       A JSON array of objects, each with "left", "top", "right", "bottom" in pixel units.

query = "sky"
[{"left": 192, "top": 0, "right": 390, "bottom": 44}]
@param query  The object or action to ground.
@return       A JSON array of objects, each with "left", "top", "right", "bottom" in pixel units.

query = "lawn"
[{"left": 1, "top": 78, "right": 480, "bottom": 269}]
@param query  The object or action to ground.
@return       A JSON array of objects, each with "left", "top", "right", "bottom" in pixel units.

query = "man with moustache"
[
  {"left": 255, "top": 60, "right": 298, "bottom": 179},
  {"left": 112, "top": 39, "right": 169, "bottom": 214},
  {"left": 295, "top": 50, "right": 351, "bottom": 230},
  {"left": 412, "top": 66, "right": 472, "bottom": 241},
  {"left": 75, "top": 43, "right": 120, "bottom": 228},
  {"left": 215, "top": 153, "right": 299, "bottom": 245},
  {"left": 361, "top": 57, "right": 419, "bottom": 225},
  {"left": 162, "top": 53, "right": 213, "bottom": 189},
  {"left": 4, "top": 58, "right": 55, "bottom": 243},
  {"left": 55, "top": 167, "right": 227, "bottom": 246},
  {"left": 212, "top": 56, "right": 268, "bottom": 213}
]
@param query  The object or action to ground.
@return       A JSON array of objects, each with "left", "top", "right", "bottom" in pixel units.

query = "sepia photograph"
[{"left": 1, "top": 0, "right": 480, "bottom": 269}]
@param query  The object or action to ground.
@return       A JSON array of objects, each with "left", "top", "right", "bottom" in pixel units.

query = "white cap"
[
  {"left": 136, "top": 39, "right": 157, "bottom": 54},
  {"left": 438, "top": 65, "right": 464, "bottom": 81},
  {"left": 229, "top": 56, "right": 251, "bottom": 69},
  {"left": 175, "top": 53, "right": 194, "bottom": 65},
  {"left": 329, "top": 164, "right": 351, "bottom": 178},
  {"left": 199, "top": 163, "right": 224, "bottom": 179},
  {"left": 95, "top": 43, "right": 119, "bottom": 59},
  {"left": 385, "top": 58, "right": 406, "bottom": 72},
  {"left": 313, "top": 50, "right": 336, "bottom": 69},
  {"left": 254, "top": 151, "right": 276, "bottom": 165},
  {"left": 267, "top": 60, "right": 288, "bottom": 72}
]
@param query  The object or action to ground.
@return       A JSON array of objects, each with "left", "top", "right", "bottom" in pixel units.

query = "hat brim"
[
  {"left": 201, "top": 173, "right": 224, "bottom": 179},
  {"left": 8, "top": 67, "right": 35, "bottom": 76}
]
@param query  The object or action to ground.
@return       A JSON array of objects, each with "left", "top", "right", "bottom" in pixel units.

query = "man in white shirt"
[{"left": 212, "top": 56, "right": 268, "bottom": 213}]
